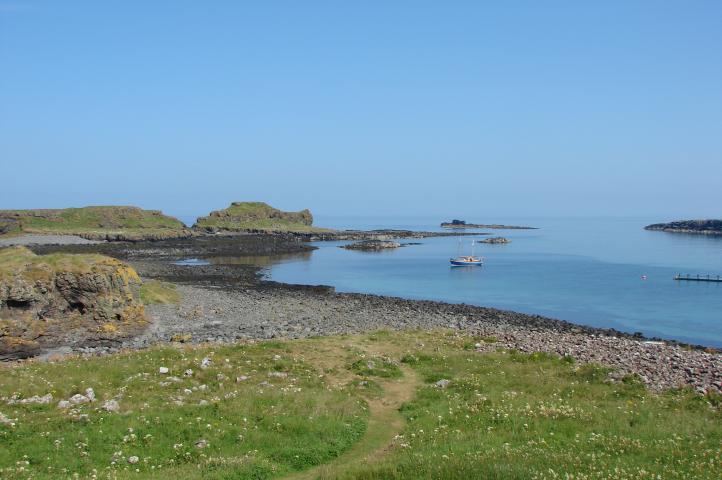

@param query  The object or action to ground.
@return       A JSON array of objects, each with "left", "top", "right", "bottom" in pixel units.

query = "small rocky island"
[
  {"left": 341, "top": 240, "right": 402, "bottom": 251},
  {"left": 645, "top": 219, "right": 722, "bottom": 235},
  {"left": 441, "top": 219, "right": 536, "bottom": 229},
  {"left": 479, "top": 236, "right": 510, "bottom": 244}
]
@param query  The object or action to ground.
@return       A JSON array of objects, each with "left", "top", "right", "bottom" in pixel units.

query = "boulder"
[{"left": 0, "top": 246, "right": 147, "bottom": 360}]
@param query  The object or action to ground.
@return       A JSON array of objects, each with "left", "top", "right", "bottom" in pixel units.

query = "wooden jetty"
[{"left": 674, "top": 274, "right": 722, "bottom": 283}]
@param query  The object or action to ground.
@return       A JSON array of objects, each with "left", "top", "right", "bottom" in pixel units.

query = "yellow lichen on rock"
[{"left": 0, "top": 246, "right": 148, "bottom": 359}]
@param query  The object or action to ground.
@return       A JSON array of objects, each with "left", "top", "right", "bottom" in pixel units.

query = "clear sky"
[{"left": 1, "top": 1, "right": 721, "bottom": 220}]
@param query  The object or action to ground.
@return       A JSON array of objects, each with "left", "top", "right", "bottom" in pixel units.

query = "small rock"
[
  {"left": 236, "top": 375, "right": 249, "bottom": 382},
  {"left": 0, "top": 412, "right": 15, "bottom": 426},
  {"left": 435, "top": 379, "right": 451, "bottom": 388},
  {"left": 102, "top": 399, "right": 120, "bottom": 412},
  {"left": 200, "top": 358, "right": 212, "bottom": 369},
  {"left": 159, "top": 367, "right": 169, "bottom": 374},
  {"left": 9, "top": 393, "right": 53, "bottom": 405},
  {"left": 85, "top": 388, "right": 95, "bottom": 402},
  {"left": 198, "top": 400, "right": 209, "bottom": 406},
  {"left": 268, "top": 371, "right": 288, "bottom": 378},
  {"left": 69, "top": 394, "right": 91, "bottom": 405},
  {"left": 57, "top": 400, "right": 71, "bottom": 409},
  {"left": 127, "top": 456, "right": 139, "bottom": 464},
  {"left": 184, "top": 369, "right": 194, "bottom": 377},
  {"left": 195, "top": 439, "right": 208, "bottom": 449}
]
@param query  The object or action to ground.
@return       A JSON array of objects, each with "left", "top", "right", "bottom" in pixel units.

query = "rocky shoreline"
[{"left": 10, "top": 233, "right": 722, "bottom": 395}]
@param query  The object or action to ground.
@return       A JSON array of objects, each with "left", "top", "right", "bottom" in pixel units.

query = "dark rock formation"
[
  {"left": 644, "top": 219, "right": 722, "bottom": 235},
  {"left": 0, "top": 247, "right": 147, "bottom": 360}
]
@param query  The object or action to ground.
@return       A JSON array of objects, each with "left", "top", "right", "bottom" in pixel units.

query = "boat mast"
[{"left": 471, "top": 239, "right": 475, "bottom": 257}]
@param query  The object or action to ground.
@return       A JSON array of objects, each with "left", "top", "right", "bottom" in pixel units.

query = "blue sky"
[{"left": 1, "top": 1, "right": 721, "bottom": 220}]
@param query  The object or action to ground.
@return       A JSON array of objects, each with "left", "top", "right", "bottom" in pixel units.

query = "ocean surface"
[{"left": 254, "top": 216, "right": 722, "bottom": 347}]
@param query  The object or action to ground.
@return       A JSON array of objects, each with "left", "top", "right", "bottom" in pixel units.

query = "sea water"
[{"left": 263, "top": 216, "right": 722, "bottom": 347}]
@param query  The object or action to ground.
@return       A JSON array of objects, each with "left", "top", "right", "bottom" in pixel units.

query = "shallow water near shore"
[{"left": 261, "top": 216, "right": 722, "bottom": 347}]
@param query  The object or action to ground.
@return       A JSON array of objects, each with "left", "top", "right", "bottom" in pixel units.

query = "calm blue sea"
[{"left": 259, "top": 216, "right": 722, "bottom": 347}]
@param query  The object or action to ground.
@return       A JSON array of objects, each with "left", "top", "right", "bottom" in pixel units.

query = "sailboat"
[{"left": 450, "top": 239, "right": 483, "bottom": 266}]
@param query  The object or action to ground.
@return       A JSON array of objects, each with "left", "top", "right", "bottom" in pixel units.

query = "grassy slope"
[
  {"left": 139, "top": 280, "right": 182, "bottom": 305},
  {"left": 0, "top": 206, "right": 187, "bottom": 237},
  {"left": 0, "top": 331, "right": 719, "bottom": 480},
  {"left": 194, "top": 202, "right": 331, "bottom": 233},
  {"left": 0, "top": 246, "right": 126, "bottom": 281}
]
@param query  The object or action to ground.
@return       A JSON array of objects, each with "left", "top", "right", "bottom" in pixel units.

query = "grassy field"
[
  {"left": 0, "top": 331, "right": 719, "bottom": 479},
  {"left": 0, "top": 206, "right": 187, "bottom": 239}
]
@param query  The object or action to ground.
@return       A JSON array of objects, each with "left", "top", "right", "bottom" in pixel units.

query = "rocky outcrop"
[
  {"left": 441, "top": 220, "right": 536, "bottom": 229},
  {"left": 193, "top": 202, "right": 323, "bottom": 234},
  {"left": 645, "top": 219, "right": 722, "bottom": 235},
  {"left": 0, "top": 247, "right": 147, "bottom": 360},
  {"left": 0, "top": 206, "right": 191, "bottom": 241},
  {"left": 479, "top": 236, "right": 510, "bottom": 244},
  {"left": 341, "top": 240, "right": 402, "bottom": 251}
]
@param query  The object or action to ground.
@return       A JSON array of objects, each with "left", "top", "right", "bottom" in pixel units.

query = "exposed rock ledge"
[
  {"left": 441, "top": 220, "right": 536, "bottom": 229},
  {"left": 0, "top": 247, "right": 147, "bottom": 360},
  {"left": 479, "top": 236, "right": 510, "bottom": 244},
  {"left": 341, "top": 240, "right": 402, "bottom": 251}
]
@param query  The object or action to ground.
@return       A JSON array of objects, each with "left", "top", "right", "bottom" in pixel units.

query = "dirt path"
[{"left": 283, "top": 341, "right": 421, "bottom": 480}]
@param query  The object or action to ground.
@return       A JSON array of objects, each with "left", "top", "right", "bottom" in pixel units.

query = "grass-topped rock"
[
  {"left": 0, "top": 246, "right": 147, "bottom": 359},
  {"left": 193, "top": 202, "right": 330, "bottom": 234},
  {"left": 0, "top": 206, "right": 190, "bottom": 241}
]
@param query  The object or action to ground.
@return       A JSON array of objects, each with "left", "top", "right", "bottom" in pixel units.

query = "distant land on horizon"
[{"left": 644, "top": 219, "right": 722, "bottom": 235}]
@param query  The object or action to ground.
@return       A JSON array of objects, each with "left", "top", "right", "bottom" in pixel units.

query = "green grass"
[
  {"left": 0, "top": 342, "right": 367, "bottom": 479},
  {"left": 140, "top": 280, "right": 182, "bottom": 305},
  {"left": 0, "top": 206, "right": 187, "bottom": 238},
  {"left": 0, "top": 331, "right": 719, "bottom": 480},
  {"left": 329, "top": 333, "right": 722, "bottom": 480},
  {"left": 0, "top": 246, "right": 129, "bottom": 282}
]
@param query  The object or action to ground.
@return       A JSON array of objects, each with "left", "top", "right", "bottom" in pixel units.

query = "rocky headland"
[
  {"left": 0, "top": 246, "right": 147, "bottom": 360},
  {"left": 0, "top": 206, "right": 191, "bottom": 241},
  {"left": 645, "top": 219, "right": 722, "bottom": 235},
  {"left": 441, "top": 219, "right": 536, "bottom": 229}
]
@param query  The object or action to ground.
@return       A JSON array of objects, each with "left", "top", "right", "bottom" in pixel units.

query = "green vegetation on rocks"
[
  {"left": 0, "top": 206, "right": 190, "bottom": 241},
  {"left": 193, "top": 202, "right": 330, "bottom": 234},
  {"left": 0, "top": 331, "right": 719, "bottom": 479},
  {"left": 0, "top": 246, "right": 147, "bottom": 359}
]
